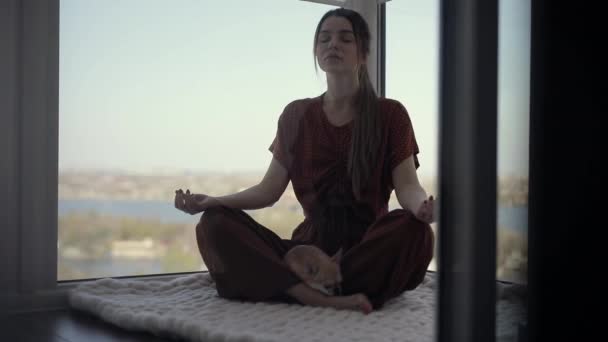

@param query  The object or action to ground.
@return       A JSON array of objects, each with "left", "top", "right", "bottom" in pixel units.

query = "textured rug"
[{"left": 68, "top": 272, "right": 526, "bottom": 342}]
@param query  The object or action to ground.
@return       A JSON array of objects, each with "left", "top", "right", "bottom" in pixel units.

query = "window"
[
  {"left": 6, "top": 1, "right": 510, "bottom": 334},
  {"left": 386, "top": 0, "right": 439, "bottom": 271},
  {"left": 496, "top": 0, "right": 530, "bottom": 284},
  {"left": 58, "top": 0, "right": 335, "bottom": 280},
  {"left": 387, "top": 0, "right": 529, "bottom": 284}
]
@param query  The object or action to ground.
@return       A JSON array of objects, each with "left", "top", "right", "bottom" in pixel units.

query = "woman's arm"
[
  {"left": 175, "top": 157, "right": 289, "bottom": 214},
  {"left": 392, "top": 155, "right": 429, "bottom": 214},
  {"left": 215, "top": 157, "right": 290, "bottom": 209}
]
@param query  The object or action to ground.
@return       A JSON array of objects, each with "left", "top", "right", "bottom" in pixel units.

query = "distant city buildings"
[{"left": 58, "top": 170, "right": 528, "bottom": 206}]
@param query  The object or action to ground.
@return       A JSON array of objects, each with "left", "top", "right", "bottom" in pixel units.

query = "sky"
[{"left": 59, "top": 0, "right": 530, "bottom": 178}]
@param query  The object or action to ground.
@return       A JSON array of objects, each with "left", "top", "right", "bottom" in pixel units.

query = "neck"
[{"left": 324, "top": 73, "right": 359, "bottom": 110}]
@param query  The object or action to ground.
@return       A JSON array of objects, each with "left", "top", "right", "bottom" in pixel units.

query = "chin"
[{"left": 320, "top": 66, "right": 355, "bottom": 76}]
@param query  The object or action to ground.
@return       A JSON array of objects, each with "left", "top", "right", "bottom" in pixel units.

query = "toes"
[{"left": 360, "top": 298, "right": 373, "bottom": 314}]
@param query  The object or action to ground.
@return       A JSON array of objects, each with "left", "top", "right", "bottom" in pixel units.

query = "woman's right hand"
[{"left": 174, "top": 189, "right": 221, "bottom": 215}]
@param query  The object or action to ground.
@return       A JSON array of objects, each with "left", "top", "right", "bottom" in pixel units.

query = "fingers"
[
  {"left": 182, "top": 189, "right": 192, "bottom": 214},
  {"left": 183, "top": 189, "right": 197, "bottom": 214},
  {"left": 175, "top": 189, "right": 194, "bottom": 214},
  {"left": 417, "top": 196, "right": 436, "bottom": 224},
  {"left": 174, "top": 189, "right": 184, "bottom": 211},
  {"left": 425, "top": 196, "right": 435, "bottom": 223}
]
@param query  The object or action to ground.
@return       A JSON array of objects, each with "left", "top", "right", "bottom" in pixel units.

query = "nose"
[{"left": 327, "top": 36, "right": 339, "bottom": 49}]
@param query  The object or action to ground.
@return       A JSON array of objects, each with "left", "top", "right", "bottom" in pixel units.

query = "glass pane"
[
  {"left": 58, "top": 0, "right": 334, "bottom": 280},
  {"left": 496, "top": 1, "right": 530, "bottom": 338},
  {"left": 497, "top": 0, "right": 530, "bottom": 285},
  {"left": 386, "top": 0, "right": 439, "bottom": 271},
  {"left": 388, "top": 1, "right": 529, "bottom": 339}
]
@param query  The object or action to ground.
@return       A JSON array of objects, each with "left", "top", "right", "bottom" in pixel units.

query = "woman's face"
[{"left": 315, "top": 16, "right": 363, "bottom": 75}]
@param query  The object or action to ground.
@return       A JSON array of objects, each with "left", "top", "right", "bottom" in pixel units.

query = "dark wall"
[{"left": 528, "top": 1, "right": 601, "bottom": 341}]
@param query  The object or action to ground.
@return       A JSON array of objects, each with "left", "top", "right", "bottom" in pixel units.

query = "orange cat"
[{"left": 284, "top": 245, "right": 343, "bottom": 296}]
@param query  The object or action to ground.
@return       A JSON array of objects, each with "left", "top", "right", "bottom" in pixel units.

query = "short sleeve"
[
  {"left": 388, "top": 101, "right": 420, "bottom": 170},
  {"left": 268, "top": 100, "right": 307, "bottom": 172},
  {"left": 268, "top": 112, "right": 290, "bottom": 170}
]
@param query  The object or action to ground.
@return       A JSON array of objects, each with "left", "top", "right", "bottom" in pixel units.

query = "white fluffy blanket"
[{"left": 68, "top": 272, "right": 525, "bottom": 342}]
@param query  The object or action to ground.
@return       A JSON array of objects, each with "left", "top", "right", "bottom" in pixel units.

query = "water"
[
  {"left": 58, "top": 199, "right": 527, "bottom": 279},
  {"left": 59, "top": 198, "right": 197, "bottom": 224}
]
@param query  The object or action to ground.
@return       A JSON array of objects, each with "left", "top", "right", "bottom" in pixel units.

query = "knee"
[
  {"left": 385, "top": 209, "right": 432, "bottom": 235},
  {"left": 196, "top": 206, "right": 232, "bottom": 243},
  {"left": 379, "top": 210, "right": 434, "bottom": 253},
  {"left": 385, "top": 208, "right": 416, "bottom": 222}
]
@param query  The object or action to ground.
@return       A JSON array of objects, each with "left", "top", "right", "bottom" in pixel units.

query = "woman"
[{"left": 174, "top": 8, "right": 435, "bottom": 314}]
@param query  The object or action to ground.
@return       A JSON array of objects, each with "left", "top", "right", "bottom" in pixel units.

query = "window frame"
[
  {"left": 2, "top": 0, "right": 62, "bottom": 313},
  {"left": 436, "top": 0, "right": 498, "bottom": 341}
]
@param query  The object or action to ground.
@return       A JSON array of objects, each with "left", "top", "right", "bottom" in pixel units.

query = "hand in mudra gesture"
[
  {"left": 174, "top": 189, "right": 220, "bottom": 215},
  {"left": 415, "top": 195, "right": 436, "bottom": 224}
]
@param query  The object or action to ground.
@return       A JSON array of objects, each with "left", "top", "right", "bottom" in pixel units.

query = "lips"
[{"left": 325, "top": 54, "right": 342, "bottom": 60}]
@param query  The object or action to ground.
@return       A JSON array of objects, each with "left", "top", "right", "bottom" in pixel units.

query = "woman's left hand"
[{"left": 415, "top": 195, "right": 435, "bottom": 224}]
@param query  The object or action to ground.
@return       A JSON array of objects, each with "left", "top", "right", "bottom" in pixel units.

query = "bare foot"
[
  {"left": 285, "top": 283, "right": 373, "bottom": 314},
  {"left": 327, "top": 294, "right": 373, "bottom": 314}
]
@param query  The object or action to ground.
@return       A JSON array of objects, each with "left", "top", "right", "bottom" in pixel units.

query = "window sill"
[{"left": 2, "top": 271, "right": 208, "bottom": 315}]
